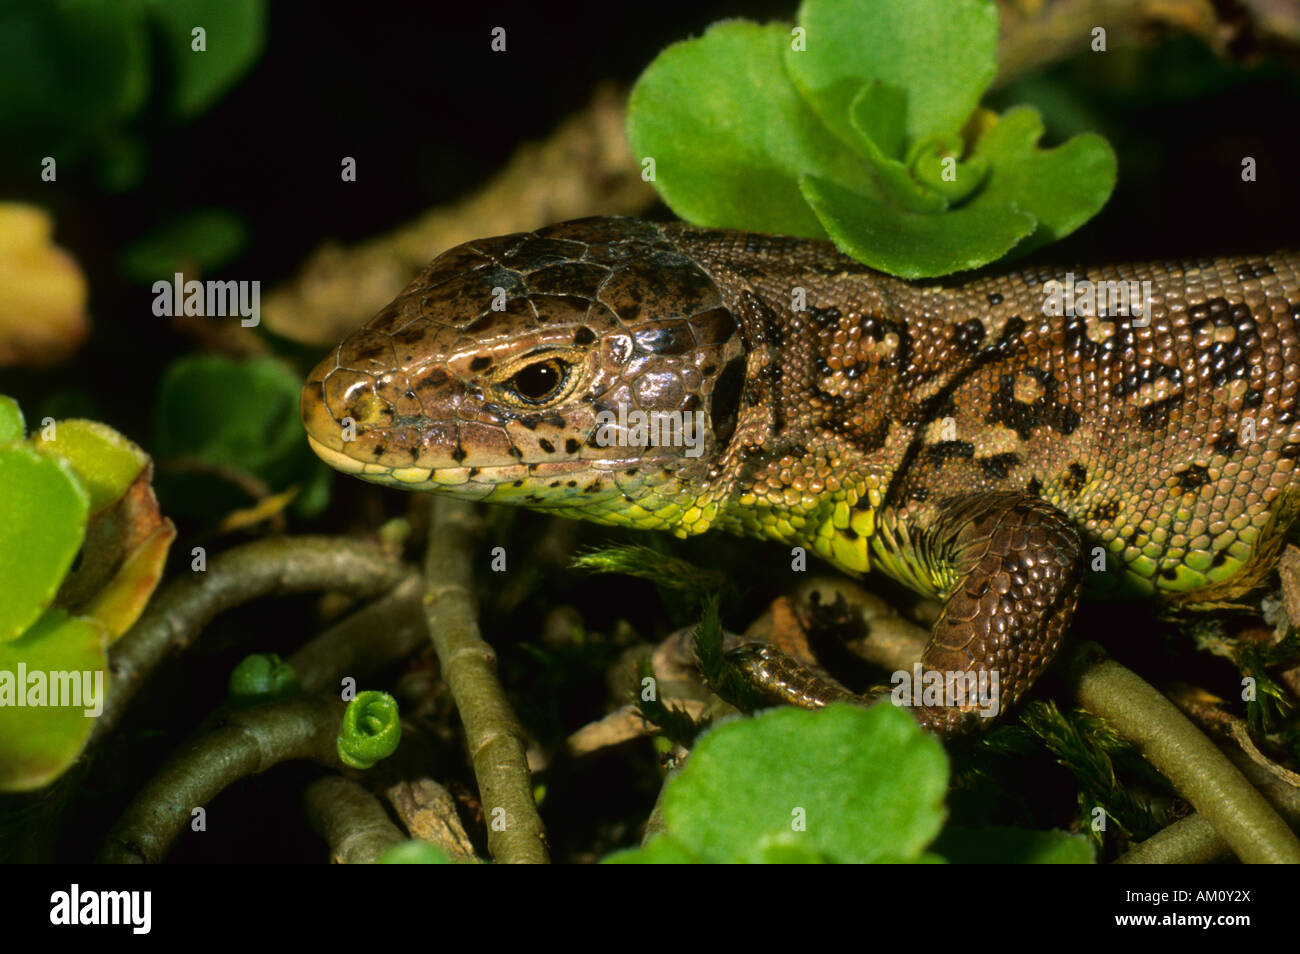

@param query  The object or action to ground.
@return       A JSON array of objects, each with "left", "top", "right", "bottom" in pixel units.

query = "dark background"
[{"left": 1, "top": 0, "right": 1298, "bottom": 863}]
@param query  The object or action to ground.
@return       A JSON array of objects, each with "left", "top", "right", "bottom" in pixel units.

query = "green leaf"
[
  {"left": 624, "top": 0, "right": 1117, "bottom": 278},
  {"left": 802, "top": 172, "right": 1036, "bottom": 278},
  {"left": 378, "top": 841, "right": 454, "bottom": 864},
  {"left": 933, "top": 826, "right": 1096, "bottom": 864},
  {"left": 661, "top": 703, "right": 948, "bottom": 863},
  {"left": 967, "top": 105, "right": 1118, "bottom": 257},
  {"left": 154, "top": 354, "right": 328, "bottom": 519},
  {"left": 0, "top": 395, "right": 24, "bottom": 444},
  {"left": 786, "top": 0, "right": 998, "bottom": 150},
  {"left": 142, "top": 0, "right": 266, "bottom": 118},
  {"left": 31, "top": 419, "right": 147, "bottom": 515},
  {"left": 0, "top": 609, "right": 108, "bottom": 792},
  {"left": 602, "top": 834, "right": 700, "bottom": 864},
  {"left": 0, "top": 444, "right": 88, "bottom": 643},
  {"left": 846, "top": 83, "right": 948, "bottom": 214},
  {"left": 119, "top": 208, "right": 249, "bottom": 283},
  {"left": 627, "top": 20, "right": 882, "bottom": 238},
  {"left": 0, "top": 0, "right": 150, "bottom": 164},
  {"left": 909, "top": 136, "right": 988, "bottom": 203},
  {"left": 850, "top": 81, "right": 906, "bottom": 160}
]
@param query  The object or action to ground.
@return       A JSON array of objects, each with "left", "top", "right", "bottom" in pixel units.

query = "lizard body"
[{"left": 302, "top": 216, "right": 1300, "bottom": 734}]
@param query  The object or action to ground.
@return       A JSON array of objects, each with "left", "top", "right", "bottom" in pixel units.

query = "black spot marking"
[
  {"left": 451, "top": 446, "right": 467, "bottom": 463},
  {"left": 1062, "top": 463, "right": 1087, "bottom": 495},
  {"left": 1110, "top": 359, "right": 1183, "bottom": 401},
  {"left": 978, "top": 452, "right": 1022, "bottom": 480},
  {"left": 1176, "top": 464, "right": 1211, "bottom": 491},
  {"left": 538, "top": 438, "right": 556, "bottom": 454},
  {"left": 468, "top": 467, "right": 481, "bottom": 478},
  {"left": 806, "top": 305, "right": 841, "bottom": 327},
  {"left": 419, "top": 368, "right": 448, "bottom": 389},
  {"left": 469, "top": 356, "right": 492, "bottom": 372},
  {"left": 1212, "top": 428, "right": 1238, "bottom": 450},
  {"left": 1138, "top": 395, "right": 1182, "bottom": 429},
  {"left": 1234, "top": 261, "right": 1276, "bottom": 281},
  {"left": 1026, "top": 477, "right": 1042, "bottom": 497},
  {"left": 1089, "top": 500, "right": 1120, "bottom": 522},
  {"left": 564, "top": 438, "right": 580, "bottom": 454},
  {"left": 954, "top": 319, "right": 986, "bottom": 354},
  {"left": 573, "top": 326, "right": 597, "bottom": 346},
  {"left": 986, "top": 292, "right": 1003, "bottom": 305},
  {"left": 987, "top": 371, "right": 1081, "bottom": 439},
  {"left": 926, "top": 440, "right": 975, "bottom": 464}
]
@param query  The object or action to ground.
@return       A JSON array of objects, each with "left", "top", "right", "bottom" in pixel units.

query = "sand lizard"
[{"left": 301, "top": 216, "right": 1300, "bottom": 736}]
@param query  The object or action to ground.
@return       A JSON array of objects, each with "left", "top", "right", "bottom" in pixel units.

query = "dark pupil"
[{"left": 513, "top": 361, "right": 561, "bottom": 401}]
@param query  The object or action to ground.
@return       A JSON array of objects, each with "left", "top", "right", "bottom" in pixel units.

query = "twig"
[
  {"left": 303, "top": 774, "right": 408, "bottom": 864},
  {"left": 382, "top": 776, "right": 480, "bottom": 863},
  {"left": 422, "top": 499, "right": 549, "bottom": 864},
  {"left": 1115, "top": 745, "right": 1300, "bottom": 863},
  {"left": 98, "top": 695, "right": 348, "bottom": 863},
  {"left": 1060, "top": 641, "right": 1300, "bottom": 863},
  {"left": 95, "top": 536, "right": 410, "bottom": 745},
  {"left": 288, "top": 572, "right": 426, "bottom": 694}
]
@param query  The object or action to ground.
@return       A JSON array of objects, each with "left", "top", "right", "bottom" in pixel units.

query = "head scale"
[{"left": 302, "top": 217, "right": 748, "bottom": 533}]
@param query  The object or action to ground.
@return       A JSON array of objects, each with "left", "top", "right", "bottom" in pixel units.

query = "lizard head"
[{"left": 301, "top": 217, "right": 748, "bottom": 534}]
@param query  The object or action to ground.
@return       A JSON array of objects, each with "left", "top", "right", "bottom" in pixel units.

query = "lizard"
[{"left": 300, "top": 215, "right": 1300, "bottom": 737}]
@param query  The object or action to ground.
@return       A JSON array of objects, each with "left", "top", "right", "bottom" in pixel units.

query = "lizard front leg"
[{"left": 727, "top": 492, "right": 1083, "bottom": 737}]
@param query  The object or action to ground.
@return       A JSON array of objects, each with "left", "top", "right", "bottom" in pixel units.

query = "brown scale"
[{"left": 303, "top": 216, "right": 1300, "bottom": 737}]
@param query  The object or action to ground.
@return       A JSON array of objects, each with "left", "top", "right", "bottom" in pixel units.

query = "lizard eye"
[{"left": 508, "top": 358, "right": 569, "bottom": 404}]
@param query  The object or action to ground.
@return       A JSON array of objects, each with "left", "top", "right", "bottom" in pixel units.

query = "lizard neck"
[
  {"left": 664, "top": 223, "right": 1031, "bottom": 589},
  {"left": 663, "top": 225, "right": 916, "bottom": 572}
]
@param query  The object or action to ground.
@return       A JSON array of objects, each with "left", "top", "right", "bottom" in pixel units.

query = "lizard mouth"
[
  {"left": 306, "top": 435, "right": 370, "bottom": 475},
  {"left": 306, "top": 432, "right": 681, "bottom": 506}
]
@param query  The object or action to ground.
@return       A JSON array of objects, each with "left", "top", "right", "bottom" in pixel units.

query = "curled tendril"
[
  {"left": 337, "top": 691, "right": 401, "bottom": 769},
  {"left": 228, "top": 653, "right": 301, "bottom": 706}
]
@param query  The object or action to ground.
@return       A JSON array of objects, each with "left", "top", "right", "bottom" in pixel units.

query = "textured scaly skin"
[{"left": 302, "top": 216, "right": 1300, "bottom": 736}]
